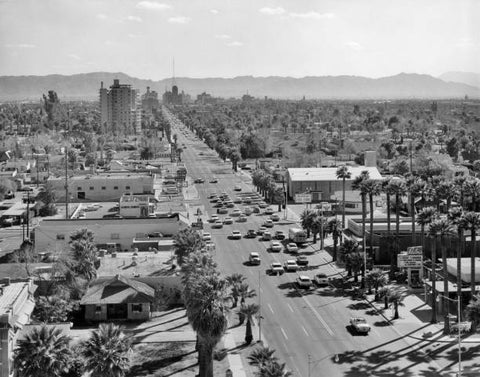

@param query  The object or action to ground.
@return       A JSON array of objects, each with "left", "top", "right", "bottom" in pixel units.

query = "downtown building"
[{"left": 99, "top": 79, "right": 142, "bottom": 134}]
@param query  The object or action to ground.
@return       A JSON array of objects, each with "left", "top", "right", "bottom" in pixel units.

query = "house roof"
[
  {"left": 287, "top": 166, "right": 383, "bottom": 182},
  {"left": 80, "top": 274, "right": 155, "bottom": 305}
]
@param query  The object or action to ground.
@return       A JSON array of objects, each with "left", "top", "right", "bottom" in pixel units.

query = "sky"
[{"left": 0, "top": 0, "right": 479, "bottom": 80}]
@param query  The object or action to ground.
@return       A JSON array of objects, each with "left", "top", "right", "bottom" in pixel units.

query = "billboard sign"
[
  {"left": 398, "top": 250, "right": 423, "bottom": 268},
  {"left": 295, "top": 193, "right": 312, "bottom": 204}
]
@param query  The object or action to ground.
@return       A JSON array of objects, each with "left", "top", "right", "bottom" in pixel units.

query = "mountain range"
[{"left": 0, "top": 72, "right": 479, "bottom": 101}]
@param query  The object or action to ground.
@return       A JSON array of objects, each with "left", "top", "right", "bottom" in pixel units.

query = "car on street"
[
  {"left": 231, "top": 230, "right": 242, "bottom": 239},
  {"left": 194, "top": 178, "right": 205, "bottom": 183},
  {"left": 269, "top": 262, "right": 284, "bottom": 275},
  {"left": 237, "top": 215, "right": 247, "bottom": 222},
  {"left": 296, "top": 275, "right": 313, "bottom": 288},
  {"left": 314, "top": 273, "right": 329, "bottom": 286},
  {"left": 223, "top": 217, "right": 233, "bottom": 224},
  {"left": 350, "top": 317, "right": 371, "bottom": 334},
  {"left": 233, "top": 197, "right": 243, "bottom": 204},
  {"left": 257, "top": 226, "right": 267, "bottom": 235},
  {"left": 296, "top": 255, "right": 309, "bottom": 266},
  {"left": 249, "top": 252, "right": 261, "bottom": 265},
  {"left": 284, "top": 259, "right": 300, "bottom": 271},
  {"left": 275, "top": 230, "right": 286, "bottom": 240},
  {"left": 231, "top": 209, "right": 242, "bottom": 217},
  {"left": 209, "top": 215, "right": 220, "bottom": 222},
  {"left": 234, "top": 185, "right": 242, "bottom": 191},
  {"left": 286, "top": 243, "right": 299, "bottom": 254},
  {"left": 225, "top": 201, "right": 235, "bottom": 208},
  {"left": 202, "top": 232, "right": 212, "bottom": 241},
  {"left": 264, "top": 207, "right": 274, "bottom": 215},
  {"left": 263, "top": 219, "right": 274, "bottom": 228},
  {"left": 244, "top": 207, "right": 253, "bottom": 216},
  {"left": 252, "top": 206, "right": 261, "bottom": 214},
  {"left": 270, "top": 241, "right": 282, "bottom": 252},
  {"left": 258, "top": 202, "right": 269, "bottom": 209},
  {"left": 270, "top": 214, "right": 280, "bottom": 222},
  {"left": 210, "top": 177, "right": 218, "bottom": 183},
  {"left": 217, "top": 207, "right": 228, "bottom": 214},
  {"left": 262, "top": 231, "right": 272, "bottom": 241},
  {"left": 246, "top": 229, "right": 257, "bottom": 238},
  {"left": 212, "top": 220, "right": 223, "bottom": 229}
]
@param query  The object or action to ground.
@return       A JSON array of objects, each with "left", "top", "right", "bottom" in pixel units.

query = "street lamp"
[{"left": 438, "top": 293, "right": 463, "bottom": 377}]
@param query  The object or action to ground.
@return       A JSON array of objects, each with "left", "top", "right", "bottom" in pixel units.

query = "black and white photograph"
[{"left": 0, "top": 1, "right": 480, "bottom": 376}]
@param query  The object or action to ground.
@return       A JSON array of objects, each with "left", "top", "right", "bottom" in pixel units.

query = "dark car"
[
  {"left": 246, "top": 229, "right": 257, "bottom": 238},
  {"left": 194, "top": 178, "right": 205, "bottom": 183},
  {"left": 296, "top": 255, "right": 309, "bottom": 266}
]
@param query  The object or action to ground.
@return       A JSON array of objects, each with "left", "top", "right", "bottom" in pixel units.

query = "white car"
[
  {"left": 296, "top": 275, "right": 313, "bottom": 288},
  {"left": 249, "top": 252, "right": 261, "bottom": 265},
  {"left": 263, "top": 219, "right": 274, "bottom": 228},
  {"left": 270, "top": 241, "right": 282, "bottom": 252},
  {"left": 264, "top": 207, "right": 274, "bottom": 215},
  {"left": 314, "top": 273, "right": 329, "bottom": 286},
  {"left": 209, "top": 215, "right": 220, "bottom": 223},
  {"left": 262, "top": 231, "right": 272, "bottom": 241},
  {"left": 231, "top": 209, "right": 242, "bottom": 217},
  {"left": 350, "top": 317, "right": 371, "bottom": 334},
  {"left": 270, "top": 214, "right": 280, "bottom": 222},
  {"left": 269, "top": 262, "right": 284, "bottom": 275},
  {"left": 286, "top": 243, "right": 299, "bottom": 254},
  {"left": 284, "top": 259, "right": 300, "bottom": 271},
  {"left": 237, "top": 215, "right": 247, "bottom": 222},
  {"left": 202, "top": 232, "right": 212, "bottom": 241},
  {"left": 212, "top": 220, "right": 223, "bottom": 229},
  {"left": 223, "top": 217, "right": 234, "bottom": 225},
  {"left": 231, "top": 230, "right": 242, "bottom": 239}
]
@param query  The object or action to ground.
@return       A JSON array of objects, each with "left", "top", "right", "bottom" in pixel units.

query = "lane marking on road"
[
  {"left": 287, "top": 303, "right": 294, "bottom": 312},
  {"left": 302, "top": 325, "right": 309, "bottom": 336},
  {"left": 268, "top": 303, "right": 274, "bottom": 313},
  {"left": 280, "top": 327, "right": 288, "bottom": 340},
  {"left": 302, "top": 296, "right": 335, "bottom": 336}
]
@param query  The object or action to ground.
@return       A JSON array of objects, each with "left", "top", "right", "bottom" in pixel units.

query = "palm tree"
[
  {"left": 387, "top": 179, "right": 406, "bottom": 277},
  {"left": 326, "top": 218, "right": 342, "bottom": 261},
  {"left": 463, "top": 211, "right": 480, "bottom": 299},
  {"left": 388, "top": 288, "right": 405, "bottom": 320},
  {"left": 173, "top": 227, "right": 206, "bottom": 266},
  {"left": 366, "top": 269, "right": 388, "bottom": 300},
  {"left": 82, "top": 323, "right": 130, "bottom": 377},
  {"left": 300, "top": 209, "right": 315, "bottom": 238},
  {"left": 453, "top": 175, "right": 468, "bottom": 209},
  {"left": 248, "top": 346, "right": 277, "bottom": 367},
  {"left": 362, "top": 179, "right": 381, "bottom": 263},
  {"left": 407, "top": 177, "right": 427, "bottom": 244},
  {"left": 226, "top": 273, "right": 246, "bottom": 308},
  {"left": 381, "top": 178, "right": 393, "bottom": 236},
  {"left": 238, "top": 283, "right": 256, "bottom": 306},
  {"left": 449, "top": 207, "right": 466, "bottom": 320},
  {"left": 416, "top": 207, "right": 438, "bottom": 263},
  {"left": 378, "top": 286, "right": 391, "bottom": 309},
  {"left": 340, "top": 239, "right": 359, "bottom": 277},
  {"left": 258, "top": 361, "right": 292, "bottom": 377},
  {"left": 465, "top": 178, "right": 480, "bottom": 211},
  {"left": 14, "top": 325, "right": 72, "bottom": 377},
  {"left": 239, "top": 303, "right": 260, "bottom": 344},
  {"left": 465, "top": 293, "right": 480, "bottom": 333},
  {"left": 336, "top": 165, "right": 351, "bottom": 230},
  {"left": 434, "top": 180, "right": 455, "bottom": 213}
]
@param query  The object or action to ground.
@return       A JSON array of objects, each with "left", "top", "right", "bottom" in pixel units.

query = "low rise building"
[{"left": 119, "top": 194, "right": 155, "bottom": 218}]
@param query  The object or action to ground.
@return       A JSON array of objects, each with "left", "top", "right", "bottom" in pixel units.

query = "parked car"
[
  {"left": 314, "top": 273, "right": 329, "bottom": 286},
  {"left": 246, "top": 229, "right": 257, "bottom": 238},
  {"left": 284, "top": 260, "right": 300, "bottom": 271},
  {"left": 217, "top": 207, "right": 228, "bottom": 214},
  {"left": 249, "top": 252, "right": 261, "bottom": 265},
  {"left": 194, "top": 178, "right": 205, "bottom": 183},
  {"left": 244, "top": 207, "right": 253, "bottom": 216},
  {"left": 231, "top": 230, "right": 242, "bottom": 239},
  {"left": 202, "top": 232, "right": 212, "bottom": 241},
  {"left": 212, "top": 220, "right": 223, "bottom": 229},
  {"left": 243, "top": 197, "right": 252, "bottom": 204},
  {"left": 233, "top": 197, "right": 243, "bottom": 204},
  {"left": 223, "top": 217, "right": 233, "bottom": 225},
  {"left": 270, "top": 214, "right": 280, "bottom": 222},
  {"left": 269, "top": 262, "right": 284, "bottom": 275},
  {"left": 231, "top": 209, "right": 242, "bottom": 217},
  {"left": 296, "top": 255, "right": 309, "bottom": 266},
  {"left": 210, "top": 177, "right": 218, "bottom": 183},
  {"left": 262, "top": 231, "right": 273, "bottom": 241},
  {"left": 209, "top": 215, "right": 220, "bottom": 223},
  {"left": 252, "top": 206, "right": 261, "bottom": 214},
  {"left": 275, "top": 230, "right": 286, "bottom": 240},
  {"left": 234, "top": 185, "right": 242, "bottom": 191},
  {"left": 270, "top": 241, "right": 282, "bottom": 252},
  {"left": 237, "top": 215, "right": 247, "bottom": 222},
  {"left": 258, "top": 202, "right": 269, "bottom": 209},
  {"left": 296, "top": 275, "right": 313, "bottom": 288},
  {"left": 263, "top": 219, "right": 274, "bottom": 228},
  {"left": 350, "top": 317, "right": 371, "bottom": 334},
  {"left": 286, "top": 243, "right": 299, "bottom": 254},
  {"left": 225, "top": 201, "right": 235, "bottom": 208},
  {"left": 257, "top": 226, "right": 267, "bottom": 235}
]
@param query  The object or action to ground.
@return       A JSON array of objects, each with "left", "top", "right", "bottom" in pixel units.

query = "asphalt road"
[{"left": 164, "top": 108, "right": 471, "bottom": 377}]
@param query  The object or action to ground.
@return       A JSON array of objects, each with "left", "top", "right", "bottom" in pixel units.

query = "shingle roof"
[
  {"left": 287, "top": 166, "right": 383, "bottom": 182},
  {"left": 80, "top": 274, "right": 155, "bottom": 305}
]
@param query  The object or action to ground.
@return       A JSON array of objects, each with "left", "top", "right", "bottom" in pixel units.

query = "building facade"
[{"left": 99, "top": 79, "right": 141, "bottom": 135}]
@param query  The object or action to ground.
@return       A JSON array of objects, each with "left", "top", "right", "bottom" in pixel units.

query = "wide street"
[{"left": 164, "top": 108, "right": 478, "bottom": 377}]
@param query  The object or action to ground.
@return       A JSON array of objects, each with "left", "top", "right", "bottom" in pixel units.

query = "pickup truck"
[{"left": 350, "top": 317, "right": 371, "bottom": 334}]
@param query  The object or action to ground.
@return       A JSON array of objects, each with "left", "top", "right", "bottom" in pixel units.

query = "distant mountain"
[
  {"left": 439, "top": 71, "right": 480, "bottom": 89},
  {"left": 0, "top": 71, "right": 479, "bottom": 101}
]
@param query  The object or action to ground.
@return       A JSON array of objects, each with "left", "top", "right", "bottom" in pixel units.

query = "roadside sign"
[
  {"left": 295, "top": 193, "right": 312, "bottom": 203},
  {"left": 398, "top": 251, "right": 423, "bottom": 268}
]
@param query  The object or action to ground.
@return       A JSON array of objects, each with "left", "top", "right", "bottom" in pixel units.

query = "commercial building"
[
  {"left": 141, "top": 86, "right": 160, "bottom": 115},
  {"left": 33, "top": 213, "right": 187, "bottom": 253},
  {"left": 0, "top": 279, "right": 36, "bottom": 377},
  {"left": 99, "top": 79, "right": 141, "bottom": 135},
  {"left": 119, "top": 194, "right": 155, "bottom": 218},
  {"left": 47, "top": 172, "right": 157, "bottom": 201},
  {"left": 287, "top": 166, "right": 383, "bottom": 202}
]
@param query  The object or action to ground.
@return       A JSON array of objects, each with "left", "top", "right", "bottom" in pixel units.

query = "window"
[
  {"left": 111, "top": 233, "right": 119, "bottom": 240},
  {"left": 132, "top": 304, "right": 142, "bottom": 312},
  {"left": 95, "top": 305, "right": 102, "bottom": 313},
  {"left": 101, "top": 186, "right": 106, "bottom": 190},
  {"left": 77, "top": 187, "right": 82, "bottom": 191},
  {"left": 126, "top": 186, "right": 131, "bottom": 190},
  {"left": 56, "top": 234, "right": 65, "bottom": 240},
  {"left": 113, "top": 186, "right": 118, "bottom": 190},
  {"left": 89, "top": 186, "right": 94, "bottom": 190}
]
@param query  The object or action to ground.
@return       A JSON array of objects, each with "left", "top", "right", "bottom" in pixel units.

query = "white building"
[
  {"left": 48, "top": 172, "right": 157, "bottom": 201},
  {"left": 119, "top": 194, "right": 155, "bottom": 218}
]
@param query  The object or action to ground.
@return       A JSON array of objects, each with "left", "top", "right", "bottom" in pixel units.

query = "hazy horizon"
[{"left": 1, "top": 0, "right": 479, "bottom": 80}]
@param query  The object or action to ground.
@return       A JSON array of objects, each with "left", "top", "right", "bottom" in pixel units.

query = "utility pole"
[
  {"left": 258, "top": 269, "right": 262, "bottom": 343},
  {"left": 65, "top": 147, "right": 69, "bottom": 219}
]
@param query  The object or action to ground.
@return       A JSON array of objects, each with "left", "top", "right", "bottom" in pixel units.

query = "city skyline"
[{"left": 0, "top": 0, "right": 479, "bottom": 80}]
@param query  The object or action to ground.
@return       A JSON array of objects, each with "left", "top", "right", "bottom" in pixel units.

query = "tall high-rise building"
[{"left": 99, "top": 79, "right": 141, "bottom": 134}]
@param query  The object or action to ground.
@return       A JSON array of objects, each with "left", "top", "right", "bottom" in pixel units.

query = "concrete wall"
[{"left": 34, "top": 216, "right": 187, "bottom": 253}]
